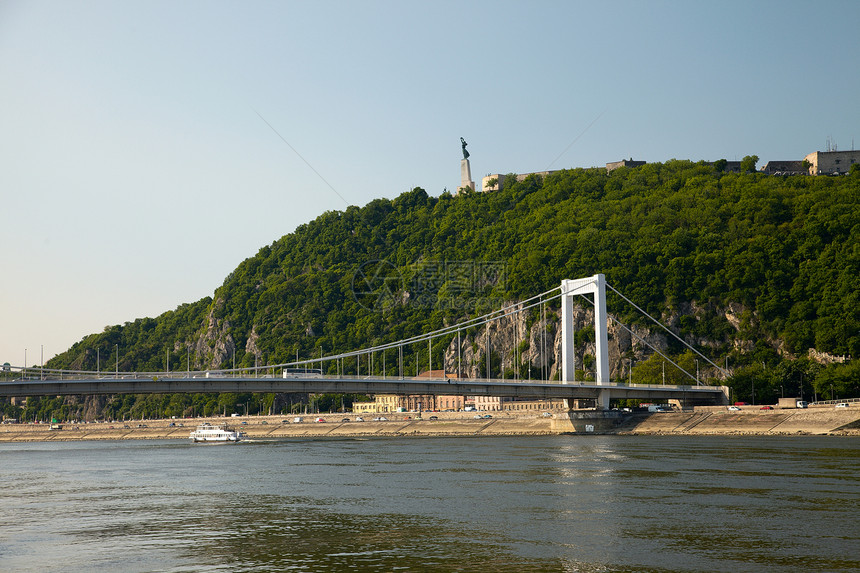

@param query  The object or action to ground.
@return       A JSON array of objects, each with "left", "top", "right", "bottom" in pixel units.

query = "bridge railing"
[{"left": 1, "top": 369, "right": 723, "bottom": 394}]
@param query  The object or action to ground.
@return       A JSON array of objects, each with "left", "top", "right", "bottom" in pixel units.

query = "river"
[{"left": 1, "top": 435, "right": 858, "bottom": 572}]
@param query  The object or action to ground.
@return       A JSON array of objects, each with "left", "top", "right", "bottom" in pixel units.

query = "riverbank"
[
  {"left": 0, "top": 411, "right": 556, "bottom": 442},
  {"left": 613, "top": 406, "right": 860, "bottom": 436},
  {"left": 2, "top": 406, "right": 859, "bottom": 442}
]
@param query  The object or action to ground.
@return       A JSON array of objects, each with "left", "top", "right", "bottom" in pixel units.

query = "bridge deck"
[{"left": 0, "top": 375, "right": 726, "bottom": 404}]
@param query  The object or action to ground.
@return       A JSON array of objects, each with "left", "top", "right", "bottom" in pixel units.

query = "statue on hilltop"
[{"left": 460, "top": 137, "right": 470, "bottom": 160}]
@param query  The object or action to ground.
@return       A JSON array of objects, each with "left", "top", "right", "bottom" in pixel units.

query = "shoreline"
[{"left": 2, "top": 407, "right": 858, "bottom": 442}]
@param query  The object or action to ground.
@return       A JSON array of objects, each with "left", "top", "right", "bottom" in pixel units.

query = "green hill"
[{"left": 10, "top": 160, "right": 859, "bottom": 421}]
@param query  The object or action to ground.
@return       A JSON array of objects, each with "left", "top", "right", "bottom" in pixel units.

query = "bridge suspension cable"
[
  {"left": 605, "top": 282, "right": 729, "bottom": 379},
  {"left": 294, "top": 287, "right": 563, "bottom": 372},
  {"left": 4, "top": 279, "right": 727, "bottom": 386}
]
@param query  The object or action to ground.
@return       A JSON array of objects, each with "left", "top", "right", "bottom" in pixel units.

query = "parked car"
[
  {"left": 355, "top": 417, "right": 364, "bottom": 422},
  {"left": 293, "top": 417, "right": 304, "bottom": 423},
  {"left": 482, "top": 414, "right": 493, "bottom": 419},
  {"left": 260, "top": 420, "right": 268, "bottom": 425},
  {"left": 429, "top": 415, "right": 438, "bottom": 420},
  {"left": 341, "top": 418, "right": 350, "bottom": 422},
  {"left": 315, "top": 417, "right": 326, "bottom": 423},
  {"left": 760, "top": 406, "right": 774, "bottom": 410},
  {"left": 835, "top": 403, "right": 850, "bottom": 408},
  {"left": 728, "top": 406, "right": 741, "bottom": 411}
]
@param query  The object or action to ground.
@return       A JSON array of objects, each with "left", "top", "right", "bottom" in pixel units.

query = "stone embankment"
[
  {"left": 612, "top": 406, "right": 860, "bottom": 436},
  {"left": 1, "top": 406, "right": 858, "bottom": 442}
]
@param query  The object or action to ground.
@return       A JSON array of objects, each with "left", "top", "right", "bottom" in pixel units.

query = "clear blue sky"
[{"left": 1, "top": 0, "right": 858, "bottom": 365}]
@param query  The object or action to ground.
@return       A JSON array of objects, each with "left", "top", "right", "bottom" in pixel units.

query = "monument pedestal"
[{"left": 460, "top": 159, "right": 475, "bottom": 191}]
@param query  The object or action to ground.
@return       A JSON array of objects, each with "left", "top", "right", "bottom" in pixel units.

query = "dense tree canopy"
[{"left": 31, "top": 160, "right": 860, "bottom": 419}]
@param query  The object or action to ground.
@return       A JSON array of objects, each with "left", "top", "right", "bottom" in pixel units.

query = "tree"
[
  {"left": 713, "top": 159, "right": 728, "bottom": 172},
  {"left": 632, "top": 351, "right": 699, "bottom": 386},
  {"left": 740, "top": 155, "right": 759, "bottom": 173}
]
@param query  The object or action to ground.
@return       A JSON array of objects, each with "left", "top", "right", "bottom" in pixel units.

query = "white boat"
[{"left": 189, "top": 422, "right": 244, "bottom": 443}]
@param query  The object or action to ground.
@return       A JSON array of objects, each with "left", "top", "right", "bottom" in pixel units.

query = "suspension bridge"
[{"left": 0, "top": 275, "right": 729, "bottom": 408}]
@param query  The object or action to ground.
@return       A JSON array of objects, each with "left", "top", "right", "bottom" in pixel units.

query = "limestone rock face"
[
  {"left": 244, "top": 327, "right": 261, "bottom": 363},
  {"left": 191, "top": 300, "right": 236, "bottom": 370},
  {"left": 439, "top": 300, "right": 735, "bottom": 383},
  {"left": 808, "top": 348, "right": 849, "bottom": 365}
]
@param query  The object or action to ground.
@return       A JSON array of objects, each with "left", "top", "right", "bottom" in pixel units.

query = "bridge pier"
[{"left": 561, "top": 274, "right": 610, "bottom": 410}]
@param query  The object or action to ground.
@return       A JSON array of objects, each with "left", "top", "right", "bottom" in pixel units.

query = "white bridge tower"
[{"left": 561, "top": 274, "right": 611, "bottom": 410}]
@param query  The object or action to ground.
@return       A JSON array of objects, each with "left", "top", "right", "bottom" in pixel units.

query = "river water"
[{"left": 1, "top": 435, "right": 858, "bottom": 572}]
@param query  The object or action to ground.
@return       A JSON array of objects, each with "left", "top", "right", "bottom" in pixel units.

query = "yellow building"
[{"left": 352, "top": 394, "right": 436, "bottom": 413}]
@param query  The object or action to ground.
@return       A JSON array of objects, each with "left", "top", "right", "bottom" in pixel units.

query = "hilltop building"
[
  {"left": 606, "top": 158, "right": 646, "bottom": 172},
  {"left": 471, "top": 146, "right": 856, "bottom": 195},
  {"left": 711, "top": 161, "right": 742, "bottom": 173},
  {"left": 481, "top": 171, "right": 560, "bottom": 192},
  {"left": 803, "top": 150, "right": 860, "bottom": 175},
  {"left": 761, "top": 160, "right": 805, "bottom": 175}
]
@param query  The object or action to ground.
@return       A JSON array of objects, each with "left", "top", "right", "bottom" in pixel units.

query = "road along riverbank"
[{"left": 2, "top": 406, "right": 859, "bottom": 442}]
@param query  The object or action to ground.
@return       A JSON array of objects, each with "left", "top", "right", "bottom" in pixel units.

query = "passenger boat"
[{"left": 189, "top": 422, "right": 244, "bottom": 443}]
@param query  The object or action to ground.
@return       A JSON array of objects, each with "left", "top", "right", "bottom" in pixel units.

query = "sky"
[{"left": 1, "top": 0, "right": 858, "bottom": 366}]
